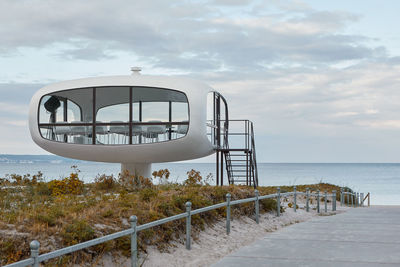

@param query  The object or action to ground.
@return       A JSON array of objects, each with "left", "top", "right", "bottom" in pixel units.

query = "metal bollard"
[
  {"left": 130, "top": 216, "right": 137, "bottom": 267},
  {"left": 324, "top": 191, "right": 327, "bottom": 213},
  {"left": 293, "top": 186, "right": 297, "bottom": 212},
  {"left": 360, "top": 192, "right": 364, "bottom": 207},
  {"left": 185, "top": 202, "right": 192, "bottom": 250},
  {"left": 306, "top": 187, "right": 310, "bottom": 212},
  {"left": 317, "top": 189, "right": 320, "bottom": 213},
  {"left": 255, "top": 189, "right": 259, "bottom": 224},
  {"left": 357, "top": 192, "right": 360, "bottom": 207},
  {"left": 332, "top": 190, "right": 336, "bottom": 211},
  {"left": 226, "top": 193, "right": 231, "bottom": 234},
  {"left": 277, "top": 187, "right": 281, "bottom": 217},
  {"left": 30, "top": 240, "right": 40, "bottom": 267}
]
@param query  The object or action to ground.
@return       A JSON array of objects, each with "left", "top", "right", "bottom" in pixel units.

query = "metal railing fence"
[
  {"left": 340, "top": 188, "right": 370, "bottom": 207},
  {"left": 5, "top": 187, "right": 368, "bottom": 267}
]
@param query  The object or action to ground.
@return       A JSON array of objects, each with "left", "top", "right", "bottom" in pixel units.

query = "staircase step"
[
  {"left": 230, "top": 165, "right": 248, "bottom": 167},
  {"left": 219, "top": 148, "right": 249, "bottom": 152}
]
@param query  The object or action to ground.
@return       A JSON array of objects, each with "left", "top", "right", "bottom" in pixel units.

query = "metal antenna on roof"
[{"left": 131, "top": 67, "right": 142, "bottom": 75}]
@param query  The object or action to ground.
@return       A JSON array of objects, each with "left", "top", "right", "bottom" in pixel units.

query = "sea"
[{"left": 0, "top": 156, "right": 398, "bottom": 205}]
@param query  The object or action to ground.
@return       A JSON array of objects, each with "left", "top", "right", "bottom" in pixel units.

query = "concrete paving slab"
[{"left": 212, "top": 206, "right": 400, "bottom": 266}]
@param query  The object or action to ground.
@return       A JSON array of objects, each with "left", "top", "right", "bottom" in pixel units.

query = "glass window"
[
  {"left": 67, "top": 100, "right": 81, "bottom": 122},
  {"left": 38, "top": 86, "right": 189, "bottom": 145},
  {"left": 39, "top": 88, "right": 93, "bottom": 144},
  {"left": 141, "top": 102, "right": 169, "bottom": 122},
  {"left": 172, "top": 102, "right": 189, "bottom": 122},
  {"left": 96, "top": 87, "right": 129, "bottom": 122},
  {"left": 39, "top": 95, "right": 64, "bottom": 123}
]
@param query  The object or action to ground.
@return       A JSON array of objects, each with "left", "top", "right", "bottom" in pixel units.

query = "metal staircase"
[{"left": 209, "top": 93, "right": 259, "bottom": 188}]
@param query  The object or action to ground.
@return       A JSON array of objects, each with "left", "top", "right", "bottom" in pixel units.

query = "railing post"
[
  {"left": 355, "top": 192, "right": 358, "bottom": 207},
  {"left": 277, "top": 187, "right": 281, "bottom": 217},
  {"left": 355, "top": 192, "right": 357, "bottom": 207},
  {"left": 349, "top": 192, "right": 351, "bottom": 207},
  {"left": 317, "top": 189, "right": 320, "bottom": 213},
  {"left": 185, "top": 202, "right": 192, "bottom": 250},
  {"left": 324, "top": 191, "right": 327, "bottom": 213},
  {"left": 332, "top": 190, "right": 336, "bottom": 211},
  {"left": 360, "top": 192, "right": 364, "bottom": 207},
  {"left": 368, "top": 192, "right": 370, "bottom": 207},
  {"left": 357, "top": 192, "right": 360, "bottom": 207},
  {"left": 293, "top": 186, "right": 297, "bottom": 212},
  {"left": 30, "top": 240, "right": 40, "bottom": 267},
  {"left": 340, "top": 188, "right": 343, "bottom": 206},
  {"left": 351, "top": 193, "right": 354, "bottom": 207},
  {"left": 130, "top": 216, "right": 137, "bottom": 267},
  {"left": 306, "top": 187, "right": 310, "bottom": 212},
  {"left": 226, "top": 193, "right": 231, "bottom": 234},
  {"left": 255, "top": 189, "right": 259, "bottom": 224}
]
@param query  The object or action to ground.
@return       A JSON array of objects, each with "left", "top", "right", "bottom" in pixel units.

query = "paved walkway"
[{"left": 212, "top": 206, "right": 400, "bottom": 266}]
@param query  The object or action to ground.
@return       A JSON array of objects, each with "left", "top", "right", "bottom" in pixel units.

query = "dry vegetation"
[{"left": 0, "top": 167, "right": 350, "bottom": 266}]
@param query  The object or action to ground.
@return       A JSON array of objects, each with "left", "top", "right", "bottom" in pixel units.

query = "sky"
[{"left": 1, "top": 0, "right": 400, "bottom": 163}]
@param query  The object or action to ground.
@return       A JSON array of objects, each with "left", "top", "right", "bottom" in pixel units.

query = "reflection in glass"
[
  {"left": 96, "top": 87, "right": 129, "bottom": 122},
  {"left": 142, "top": 102, "right": 169, "bottom": 122}
]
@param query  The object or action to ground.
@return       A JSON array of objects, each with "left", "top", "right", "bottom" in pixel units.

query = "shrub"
[
  {"left": 34, "top": 206, "right": 64, "bottom": 226},
  {"left": 35, "top": 214, "right": 56, "bottom": 226},
  {"left": 260, "top": 198, "right": 278, "bottom": 212},
  {"left": 5, "top": 171, "right": 43, "bottom": 186},
  {"left": 48, "top": 172, "right": 84, "bottom": 196},
  {"left": 101, "top": 209, "right": 114, "bottom": 218},
  {"left": 35, "top": 182, "right": 51, "bottom": 196},
  {"left": 183, "top": 169, "right": 202, "bottom": 186},
  {"left": 62, "top": 220, "right": 95, "bottom": 246},
  {"left": 118, "top": 170, "right": 153, "bottom": 191},
  {"left": 140, "top": 188, "right": 158, "bottom": 202},
  {"left": 94, "top": 174, "right": 117, "bottom": 190},
  {"left": 152, "top": 169, "right": 170, "bottom": 184},
  {"left": 0, "top": 238, "right": 27, "bottom": 264}
]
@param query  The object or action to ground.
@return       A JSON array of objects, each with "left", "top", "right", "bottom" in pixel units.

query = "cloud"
[
  {"left": 207, "top": 59, "right": 400, "bottom": 136},
  {"left": 0, "top": 0, "right": 384, "bottom": 70}
]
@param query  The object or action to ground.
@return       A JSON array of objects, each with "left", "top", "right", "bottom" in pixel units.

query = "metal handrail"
[
  {"left": 5, "top": 187, "right": 366, "bottom": 267},
  {"left": 39, "top": 121, "right": 189, "bottom": 127},
  {"left": 250, "top": 122, "right": 258, "bottom": 186}
]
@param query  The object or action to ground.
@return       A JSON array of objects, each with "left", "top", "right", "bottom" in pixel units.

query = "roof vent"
[{"left": 131, "top": 67, "right": 142, "bottom": 75}]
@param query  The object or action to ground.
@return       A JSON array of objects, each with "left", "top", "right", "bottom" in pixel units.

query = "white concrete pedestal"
[{"left": 121, "top": 163, "right": 152, "bottom": 178}]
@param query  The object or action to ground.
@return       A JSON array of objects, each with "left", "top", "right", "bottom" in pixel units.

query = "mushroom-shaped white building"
[{"left": 29, "top": 69, "right": 258, "bottom": 186}]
